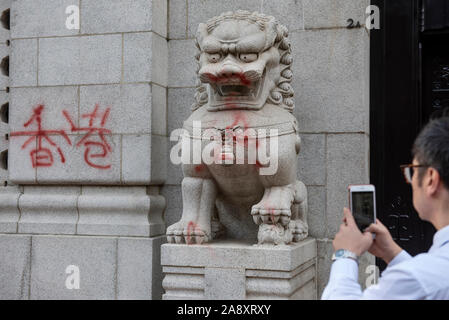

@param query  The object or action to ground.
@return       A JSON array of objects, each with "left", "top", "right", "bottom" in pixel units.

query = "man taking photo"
[{"left": 322, "top": 114, "right": 449, "bottom": 299}]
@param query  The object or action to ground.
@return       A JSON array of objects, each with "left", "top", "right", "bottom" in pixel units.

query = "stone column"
[{"left": 0, "top": 0, "right": 168, "bottom": 299}]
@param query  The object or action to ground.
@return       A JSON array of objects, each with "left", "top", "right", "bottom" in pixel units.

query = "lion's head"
[{"left": 192, "top": 10, "right": 294, "bottom": 112}]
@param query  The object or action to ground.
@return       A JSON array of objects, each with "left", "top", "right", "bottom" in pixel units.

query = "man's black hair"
[{"left": 412, "top": 107, "right": 449, "bottom": 188}]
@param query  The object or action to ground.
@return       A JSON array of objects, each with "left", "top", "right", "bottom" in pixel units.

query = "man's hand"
[
  {"left": 365, "top": 219, "right": 403, "bottom": 264},
  {"left": 333, "top": 208, "right": 373, "bottom": 256}
]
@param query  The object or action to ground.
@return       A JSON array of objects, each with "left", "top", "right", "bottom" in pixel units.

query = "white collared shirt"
[{"left": 321, "top": 225, "right": 449, "bottom": 300}]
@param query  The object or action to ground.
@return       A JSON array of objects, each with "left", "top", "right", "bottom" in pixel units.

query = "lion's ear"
[{"left": 196, "top": 23, "right": 209, "bottom": 49}]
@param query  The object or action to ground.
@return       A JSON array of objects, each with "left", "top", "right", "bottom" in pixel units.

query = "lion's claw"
[{"left": 166, "top": 220, "right": 211, "bottom": 245}]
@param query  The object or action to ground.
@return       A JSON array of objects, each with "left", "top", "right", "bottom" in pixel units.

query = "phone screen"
[{"left": 351, "top": 191, "right": 375, "bottom": 231}]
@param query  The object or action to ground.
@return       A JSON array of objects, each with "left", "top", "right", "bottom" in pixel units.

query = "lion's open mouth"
[
  {"left": 215, "top": 80, "right": 259, "bottom": 97},
  {"left": 206, "top": 69, "right": 268, "bottom": 111},
  {"left": 211, "top": 74, "right": 264, "bottom": 101}
]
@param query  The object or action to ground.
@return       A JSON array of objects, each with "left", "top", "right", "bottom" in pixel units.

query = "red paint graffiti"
[
  {"left": 10, "top": 104, "right": 113, "bottom": 170},
  {"left": 63, "top": 104, "right": 112, "bottom": 169},
  {"left": 10, "top": 105, "right": 71, "bottom": 168}
]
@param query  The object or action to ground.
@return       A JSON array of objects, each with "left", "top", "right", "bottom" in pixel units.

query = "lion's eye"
[
  {"left": 208, "top": 53, "right": 221, "bottom": 63},
  {"left": 239, "top": 53, "right": 258, "bottom": 63}
]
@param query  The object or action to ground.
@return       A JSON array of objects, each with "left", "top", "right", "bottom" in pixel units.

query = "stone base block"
[
  {"left": 0, "top": 189, "right": 21, "bottom": 233},
  {"left": 161, "top": 238, "right": 317, "bottom": 300},
  {"left": 0, "top": 234, "right": 165, "bottom": 300}
]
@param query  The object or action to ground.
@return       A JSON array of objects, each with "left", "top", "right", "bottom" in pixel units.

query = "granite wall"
[{"left": 0, "top": 0, "right": 373, "bottom": 299}]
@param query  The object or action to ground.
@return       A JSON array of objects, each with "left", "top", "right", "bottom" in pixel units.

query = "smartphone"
[{"left": 348, "top": 184, "right": 377, "bottom": 232}]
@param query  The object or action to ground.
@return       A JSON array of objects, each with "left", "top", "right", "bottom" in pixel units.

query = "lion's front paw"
[
  {"left": 166, "top": 220, "right": 211, "bottom": 245},
  {"left": 251, "top": 185, "right": 295, "bottom": 226},
  {"left": 251, "top": 205, "right": 291, "bottom": 226}
]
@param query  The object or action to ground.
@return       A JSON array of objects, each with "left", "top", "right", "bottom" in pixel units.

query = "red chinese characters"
[
  {"left": 10, "top": 105, "right": 72, "bottom": 168},
  {"left": 63, "top": 104, "right": 112, "bottom": 169},
  {"left": 11, "top": 104, "right": 113, "bottom": 170}
]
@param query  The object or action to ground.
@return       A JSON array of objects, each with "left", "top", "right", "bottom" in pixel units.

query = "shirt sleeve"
[
  {"left": 321, "top": 258, "right": 362, "bottom": 300},
  {"left": 361, "top": 265, "right": 425, "bottom": 300},
  {"left": 321, "top": 252, "right": 425, "bottom": 300},
  {"left": 386, "top": 250, "right": 412, "bottom": 268}
]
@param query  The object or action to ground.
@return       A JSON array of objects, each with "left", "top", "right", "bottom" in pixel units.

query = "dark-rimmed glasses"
[{"left": 400, "top": 164, "right": 428, "bottom": 184}]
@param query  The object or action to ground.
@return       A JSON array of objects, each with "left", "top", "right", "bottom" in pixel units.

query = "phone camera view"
[{"left": 352, "top": 192, "right": 374, "bottom": 231}]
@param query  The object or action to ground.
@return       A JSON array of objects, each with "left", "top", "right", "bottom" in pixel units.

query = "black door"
[{"left": 370, "top": 0, "right": 449, "bottom": 271}]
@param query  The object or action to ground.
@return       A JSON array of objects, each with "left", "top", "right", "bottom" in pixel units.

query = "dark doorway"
[{"left": 370, "top": 0, "right": 449, "bottom": 271}]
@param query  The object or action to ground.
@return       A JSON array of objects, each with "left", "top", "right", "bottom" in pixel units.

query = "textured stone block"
[
  {"left": 169, "top": 0, "right": 187, "bottom": 39},
  {"left": 117, "top": 236, "right": 166, "bottom": 300},
  {"left": 10, "top": 39, "right": 37, "bottom": 87},
  {"left": 30, "top": 235, "right": 116, "bottom": 300},
  {"left": 122, "top": 134, "right": 152, "bottom": 183},
  {"left": 168, "top": 39, "right": 198, "bottom": 87},
  {"left": 122, "top": 134, "right": 168, "bottom": 185},
  {"left": 297, "top": 134, "right": 326, "bottom": 186},
  {"left": 246, "top": 260, "right": 316, "bottom": 299},
  {"left": 151, "top": 84, "right": 167, "bottom": 136},
  {"left": 0, "top": 124, "right": 7, "bottom": 152},
  {"left": 162, "top": 267, "right": 205, "bottom": 300},
  {"left": 316, "top": 239, "right": 333, "bottom": 298},
  {"left": 0, "top": 91, "right": 8, "bottom": 185},
  {"left": 124, "top": 32, "right": 168, "bottom": 86},
  {"left": 160, "top": 185, "right": 182, "bottom": 226},
  {"left": 307, "top": 186, "right": 326, "bottom": 239},
  {"left": 303, "top": 0, "right": 367, "bottom": 29},
  {"left": 8, "top": 134, "right": 36, "bottom": 183},
  {"left": 79, "top": 84, "right": 153, "bottom": 135},
  {"left": 261, "top": 0, "right": 304, "bottom": 32},
  {"left": 0, "top": 235, "right": 31, "bottom": 300},
  {"left": 81, "top": 0, "right": 167, "bottom": 37},
  {"left": 0, "top": 189, "right": 21, "bottom": 233},
  {"left": 10, "top": 86, "right": 79, "bottom": 132},
  {"left": 151, "top": 0, "right": 168, "bottom": 37},
  {"left": 77, "top": 187, "right": 165, "bottom": 237},
  {"left": 205, "top": 267, "right": 245, "bottom": 300},
  {"left": 187, "top": 0, "right": 263, "bottom": 38},
  {"left": 166, "top": 153, "right": 183, "bottom": 186},
  {"left": 167, "top": 87, "right": 195, "bottom": 134},
  {"left": 326, "top": 134, "right": 369, "bottom": 237},
  {"left": 162, "top": 238, "right": 316, "bottom": 271},
  {"left": 0, "top": 43, "right": 9, "bottom": 90},
  {"left": 162, "top": 239, "right": 317, "bottom": 300},
  {"left": 149, "top": 134, "right": 168, "bottom": 185},
  {"left": 34, "top": 134, "right": 121, "bottom": 184},
  {"left": 11, "top": 0, "right": 80, "bottom": 38},
  {"left": 166, "top": 88, "right": 192, "bottom": 184},
  {"left": 291, "top": 29, "right": 367, "bottom": 133},
  {"left": 0, "top": 0, "right": 11, "bottom": 43},
  {"left": 0, "top": 89, "right": 7, "bottom": 128},
  {"left": 18, "top": 186, "right": 80, "bottom": 235},
  {"left": 39, "top": 35, "right": 122, "bottom": 86}
]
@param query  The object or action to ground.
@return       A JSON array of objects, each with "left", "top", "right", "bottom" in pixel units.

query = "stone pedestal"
[
  {"left": 0, "top": 233, "right": 165, "bottom": 300},
  {"left": 161, "top": 238, "right": 317, "bottom": 300}
]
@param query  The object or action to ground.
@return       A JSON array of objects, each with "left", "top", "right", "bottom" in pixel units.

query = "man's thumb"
[{"left": 366, "top": 223, "right": 383, "bottom": 234}]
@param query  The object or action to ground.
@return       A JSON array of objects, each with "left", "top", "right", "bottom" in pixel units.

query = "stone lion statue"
[{"left": 166, "top": 10, "right": 308, "bottom": 245}]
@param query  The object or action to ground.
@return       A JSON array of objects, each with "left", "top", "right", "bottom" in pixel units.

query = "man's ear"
[{"left": 426, "top": 167, "right": 440, "bottom": 196}]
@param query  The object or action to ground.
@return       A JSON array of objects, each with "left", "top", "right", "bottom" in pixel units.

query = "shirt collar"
[{"left": 430, "top": 224, "right": 449, "bottom": 252}]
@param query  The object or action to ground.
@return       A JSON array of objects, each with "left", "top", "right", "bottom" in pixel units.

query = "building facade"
[{"left": 0, "top": 0, "right": 372, "bottom": 299}]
